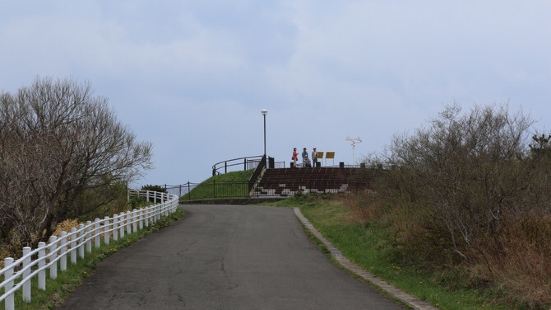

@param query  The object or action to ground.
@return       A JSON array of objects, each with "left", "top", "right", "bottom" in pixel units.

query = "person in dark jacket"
[{"left": 302, "top": 147, "right": 311, "bottom": 167}]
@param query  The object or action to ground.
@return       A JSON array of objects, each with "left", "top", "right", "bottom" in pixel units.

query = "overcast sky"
[{"left": 1, "top": 1, "right": 550, "bottom": 185}]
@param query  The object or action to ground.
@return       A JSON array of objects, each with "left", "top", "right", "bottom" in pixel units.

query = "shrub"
[
  {"left": 354, "top": 104, "right": 550, "bottom": 306},
  {"left": 141, "top": 184, "right": 167, "bottom": 193}
]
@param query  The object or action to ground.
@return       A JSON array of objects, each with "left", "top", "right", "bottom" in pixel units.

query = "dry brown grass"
[
  {"left": 341, "top": 191, "right": 382, "bottom": 225},
  {"left": 470, "top": 213, "right": 551, "bottom": 306},
  {"left": 53, "top": 219, "right": 80, "bottom": 236}
]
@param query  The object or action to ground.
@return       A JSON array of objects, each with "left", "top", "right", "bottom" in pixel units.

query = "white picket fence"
[{"left": 0, "top": 190, "right": 178, "bottom": 310}]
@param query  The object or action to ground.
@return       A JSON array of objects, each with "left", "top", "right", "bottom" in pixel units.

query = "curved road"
[{"left": 60, "top": 205, "right": 403, "bottom": 310}]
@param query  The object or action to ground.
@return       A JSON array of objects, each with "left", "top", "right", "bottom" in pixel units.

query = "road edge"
[{"left": 293, "top": 207, "right": 438, "bottom": 310}]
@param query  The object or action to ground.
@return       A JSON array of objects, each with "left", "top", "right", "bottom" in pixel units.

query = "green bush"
[{"left": 141, "top": 184, "right": 167, "bottom": 193}]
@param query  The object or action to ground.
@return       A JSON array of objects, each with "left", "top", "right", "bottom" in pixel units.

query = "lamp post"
[{"left": 261, "top": 109, "right": 268, "bottom": 159}]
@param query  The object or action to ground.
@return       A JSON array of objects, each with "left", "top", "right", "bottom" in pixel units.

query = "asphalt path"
[{"left": 60, "top": 204, "right": 404, "bottom": 310}]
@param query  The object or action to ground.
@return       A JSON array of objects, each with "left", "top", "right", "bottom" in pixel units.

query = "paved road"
[{"left": 60, "top": 205, "right": 404, "bottom": 310}]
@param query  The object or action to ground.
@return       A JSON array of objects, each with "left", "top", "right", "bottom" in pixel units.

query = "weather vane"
[{"left": 345, "top": 136, "right": 362, "bottom": 164}]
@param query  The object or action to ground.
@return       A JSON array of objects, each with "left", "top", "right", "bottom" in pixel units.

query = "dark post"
[
  {"left": 224, "top": 161, "right": 227, "bottom": 174},
  {"left": 244, "top": 158, "right": 247, "bottom": 171},
  {"left": 261, "top": 109, "right": 268, "bottom": 159},
  {"left": 179, "top": 184, "right": 182, "bottom": 197},
  {"left": 187, "top": 182, "right": 191, "bottom": 201},
  {"left": 263, "top": 113, "right": 267, "bottom": 158}
]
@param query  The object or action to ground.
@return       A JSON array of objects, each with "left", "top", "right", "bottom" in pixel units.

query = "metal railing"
[
  {"left": 164, "top": 183, "right": 197, "bottom": 197},
  {"left": 209, "top": 181, "right": 249, "bottom": 198},
  {"left": 0, "top": 190, "right": 178, "bottom": 310},
  {"left": 248, "top": 155, "right": 267, "bottom": 193},
  {"left": 211, "top": 155, "right": 264, "bottom": 176},
  {"left": 176, "top": 181, "right": 250, "bottom": 201}
]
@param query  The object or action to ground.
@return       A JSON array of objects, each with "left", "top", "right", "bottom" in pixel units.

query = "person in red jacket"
[{"left": 292, "top": 147, "right": 299, "bottom": 167}]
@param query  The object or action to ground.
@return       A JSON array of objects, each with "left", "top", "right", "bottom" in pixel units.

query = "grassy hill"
[{"left": 179, "top": 170, "right": 253, "bottom": 202}]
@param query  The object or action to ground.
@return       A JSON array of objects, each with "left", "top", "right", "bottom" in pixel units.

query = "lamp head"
[{"left": 261, "top": 109, "right": 268, "bottom": 115}]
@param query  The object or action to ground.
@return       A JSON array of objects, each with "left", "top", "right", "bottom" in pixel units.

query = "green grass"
[
  {"left": 180, "top": 170, "right": 253, "bottom": 202},
  {"left": 279, "top": 195, "right": 509, "bottom": 310},
  {"left": 1, "top": 208, "right": 184, "bottom": 310}
]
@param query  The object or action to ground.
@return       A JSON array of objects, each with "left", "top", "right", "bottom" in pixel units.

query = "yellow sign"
[
  {"left": 325, "top": 152, "right": 335, "bottom": 159},
  {"left": 316, "top": 152, "right": 324, "bottom": 158}
]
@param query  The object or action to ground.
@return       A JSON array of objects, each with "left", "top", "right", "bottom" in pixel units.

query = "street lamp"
[{"left": 261, "top": 109, "right": 268, "bottom": 159}]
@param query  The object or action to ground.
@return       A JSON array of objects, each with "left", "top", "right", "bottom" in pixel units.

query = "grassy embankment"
[
  {"left": 272, "top": 195, "right": 511, "bottom": 310},
  {"left": 0, "top": 208, "right": 184, "bottom": 310},
  {"left": 179, "top": 170, "right": 253, "bottom": 202}
]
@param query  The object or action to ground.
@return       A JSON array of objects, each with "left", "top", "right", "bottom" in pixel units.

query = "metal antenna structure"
[{"left": 345, "top": 136, "right": 362, "bottom": 164}]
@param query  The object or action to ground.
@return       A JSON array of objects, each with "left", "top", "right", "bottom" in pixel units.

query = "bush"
[
  {"left": 353, "top": 104, "right": 551, "bottom": 306},
  {"left": 141, "top": 184, "right": 167, "bottom": 193}
]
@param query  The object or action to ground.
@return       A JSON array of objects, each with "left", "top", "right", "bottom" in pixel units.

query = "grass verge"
[
  {"left": 2, "top": 208, "right": 184, "bottom": 310},
  {"left": 280, "top": 195, "right": 510, "bottom": 310}
]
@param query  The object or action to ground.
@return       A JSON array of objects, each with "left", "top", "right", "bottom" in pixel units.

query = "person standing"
[
  {"left": 302, "top": 147, "right": 310, "bottom": 167},
  {"left": 292, "top": 147, "right": 299, "bottom": 167},
  {"left": 312, "top": 147, "right": 318, "bottom": 167}
]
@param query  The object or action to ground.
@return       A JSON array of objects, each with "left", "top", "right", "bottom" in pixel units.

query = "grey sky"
[{"left": 1, "top": 1, "right": 550, "bottom": 185}]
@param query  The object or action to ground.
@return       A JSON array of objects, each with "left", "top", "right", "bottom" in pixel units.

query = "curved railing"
[
  {"left": 211, "top": 155, "right": 264, "bottom": 176},
  {"left": 0, "top": 190, "right": 178, "bottom": 310}
]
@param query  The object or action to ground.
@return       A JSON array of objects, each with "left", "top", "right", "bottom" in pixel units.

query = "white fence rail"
[{"left": 0, "top": 190, "right": 178, "bottom": 310}]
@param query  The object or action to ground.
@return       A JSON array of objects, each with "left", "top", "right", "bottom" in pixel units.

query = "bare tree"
[{"left": 0, "top": 78, "right": 151, "bottom": 250}]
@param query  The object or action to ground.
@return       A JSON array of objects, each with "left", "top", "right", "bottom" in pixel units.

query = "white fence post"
[
  {"left": 146, "top": 190, "right": 150, "bottom": 202},
  {"left": 94, "top": 218, "right": 101, "bottom": 249},
  {"left": 154, "top": 192, "right": 157, "bottom": 204},
  {"left": 22, "top": 247, "right": 32, "bottom": 303},
  {"left": 4, "top": 257, "right": 14, "bottom": 310},
  {"left": 138, "top": 209, "right": 143, "bottom": 230},
  {"left": 60, "top": 231, "right": 67, "bottom": 271},
  {"left": 126, "top": 211, "right": 132, "bottom": 235},
  {"left": 38, "top": 242, "right": 46, "bottom": 290},
  {"left": 86, "top": 221, "right": 92, "bottom": 253},
  {"left": 113, "top": 214, "right": 119, "bottom": 241},
  {"left": 70, "top": 227, "right": 77, "bottom": 264},
  {"left": 119, "top": 213, "right": 125, "bottom": 238},
  {"left": 132, "top": 210, "right": 138, "bottom": 232},
  {"left": 104, "top": 216, "right": 111, "bottom": 245},
  {"left": 145, "top": 207, "right": 149, "bottom": 227},
  {"left": 78, "top": 224, "right": 85, "bottom": 259},
  {"left": 49, "top": 236, "right": 58, "bottom": 280}
]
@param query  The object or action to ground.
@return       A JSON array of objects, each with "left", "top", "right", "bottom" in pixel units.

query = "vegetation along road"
[{"left": 60, "top": 204, "right": 404, "bottom": 309}]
